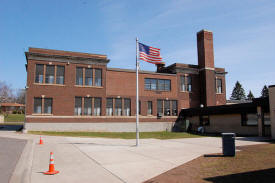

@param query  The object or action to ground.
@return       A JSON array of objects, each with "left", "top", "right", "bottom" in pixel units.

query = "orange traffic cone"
[
  {"left": 39, "top": 136, "right": 43, "bottom": 145},
  {"left": 44, "top": 152, "right": 59, "bottom": 175}
]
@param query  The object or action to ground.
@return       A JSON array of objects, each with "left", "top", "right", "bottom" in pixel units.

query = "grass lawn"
[
  {"left": 144, "top": 143, "right": 275, "bottom": 183},
  {"left": 4, "top": 114, "right": 25, "bottom": 122},
  {"left": 29, "top": 131, "right": 203, "bottom": 139}
]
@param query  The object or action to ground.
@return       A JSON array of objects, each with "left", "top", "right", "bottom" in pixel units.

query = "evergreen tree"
[
  {"left": 230, "top": 81, "right": 246, "bottom": 100},
  {"left": 261, "top": 85, "right": 269, "bottom": 98},
  {"left": 247, "top": 90, "right": 254, "bottom": 100}
]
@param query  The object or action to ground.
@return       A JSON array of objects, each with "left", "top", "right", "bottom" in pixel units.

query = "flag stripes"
[{"left": 138, "top": 43, "right": 163, "bottom": 64}]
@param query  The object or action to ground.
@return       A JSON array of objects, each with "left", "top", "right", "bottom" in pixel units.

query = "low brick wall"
[{"left": 25, "top": 122, "right": 174, "bottom": 132}]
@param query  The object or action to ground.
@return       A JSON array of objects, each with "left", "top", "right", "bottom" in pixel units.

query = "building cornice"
[{"left": 25, "top": 52, "right": 110, "bottom": 65}]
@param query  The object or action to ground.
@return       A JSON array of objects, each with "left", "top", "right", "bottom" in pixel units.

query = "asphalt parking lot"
[{"left": 0, "top": 137, "right": 27, "bottom": 183}]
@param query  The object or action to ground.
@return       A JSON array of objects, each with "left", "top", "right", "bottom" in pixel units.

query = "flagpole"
[{"left": 136, "top": 37, "right": 140, "bottom": 147}]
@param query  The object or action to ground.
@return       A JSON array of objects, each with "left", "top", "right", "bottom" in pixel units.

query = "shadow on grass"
[{"left": 204, "top": 168, "right": 275, "bottom": 183}]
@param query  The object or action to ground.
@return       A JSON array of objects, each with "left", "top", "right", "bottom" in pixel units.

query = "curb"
[{"left": 9, "top": 138, "right": 35, "bottom": 183}]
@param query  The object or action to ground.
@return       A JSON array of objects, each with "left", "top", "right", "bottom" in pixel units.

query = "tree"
[
  {"left": 15, "top": 89, "right": 25, "bottom": 104},
  {"left": 261, "top": 85, "right": 269, "bottom": 98},
  {"left": 230, "top": 81, "right": 246, "bottom": 100},
  {"left": 0, "top": 81, "right": 14, "bottom": 103},
  {"left": 247, "top": 90, "right": 254, "bottom": 100}
]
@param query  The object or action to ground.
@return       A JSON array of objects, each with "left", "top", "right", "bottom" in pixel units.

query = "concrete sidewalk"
[{"left": 0, "top": 132, "right": 269, "bottom": 183}]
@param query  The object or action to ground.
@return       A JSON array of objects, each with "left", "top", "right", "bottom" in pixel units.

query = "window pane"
[
  {"left": 164, "top": 100, "right": 170, "bottom": 116},
  {"left": 115, "top": 98, "right": 122, "bottom": 116},
  {"left": 164, "top": 80, "right": 171, "bottom": 91},
  {"left": 180, "top": 76, "right": 185, "bottom": 91},
  {"left": 147, "top": 101, "right": 152, "bottom": 115},
  {"left": 76, "top": 67, "right": 83, "bottom": 85},
  {"left": 56, "top": 66, "right": 65, "bottom": 84},
  {"left": 145, "top": 79, "right": 151, "bottom": 90},
  {"left": 247, "top": 114, "right": 257, "bottom": 125},
  {"left": 45, "top": 65, "right": 55, "bottom": 84},
  {"left": 44, "top": 98, "right": 52, "bottom": 114},
  {"left": 94, "top": 98, "right": 101, "bottom": 116},
  {"left": 151, "top": 79, "right": 157, "bottom": 90},
  {"left": 139, "top": 100, "right": 141, "bottom": 115},
  {"left": 124, "top": 98, "right": 131, "bottom": 116},
  {"left": 172, "top": 100, "right": 177, "bottom": 116},
  {"left": 187, "top": 76, "right": 192, "bottom": 91},
  {"left": 216, "top": 79, "right": 222, "bottom": 93},
  {"left": 106, "top": 98, "right": 113, "bottom": 116},
  {"left": 34, "top": 98, "right": 42, "bottom": 113},
  {"left": 157, "top": 80, "right": 165, "bottom": 91},
  {"left": 264, "top": 114, "right": 270, "bottom": 125},
  {"left": 84, "top": 97, "right": 92, "bottom": 115},
  {"left": 157, "top": 100, "right": 163, "bottom": 116},
  {"left": 95, "top": 69, "right": 102, "bottom": 86},
  {"left": 74, "top": 97, "right": 82, "bottom": 115},
  {"left": 35, "top": 64, "right": 44, "bottom": 83},
  {"left": 85, "top": 68, "right": 93, "bottom": 86}
]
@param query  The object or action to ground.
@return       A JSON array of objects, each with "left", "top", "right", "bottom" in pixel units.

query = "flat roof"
[{"left": 107, "top": 68, "right": 176, "bottom": 76}]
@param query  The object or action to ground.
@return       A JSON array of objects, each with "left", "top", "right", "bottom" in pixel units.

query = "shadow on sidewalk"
[
  {"left": 0, "top": 125, "right": 23, "bottom": 131},
  {"left": 204, "top": 168, "right": 275, "bottom": 183}
]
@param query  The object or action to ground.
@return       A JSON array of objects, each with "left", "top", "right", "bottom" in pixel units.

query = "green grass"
[
  {"left": 29, "top": 131, "right": 204, "bottom": 139},
  {"left": 4, "top": 114, "right": 25, "bottom": 122}
]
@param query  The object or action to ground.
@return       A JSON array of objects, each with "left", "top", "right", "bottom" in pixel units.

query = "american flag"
[{"left": 138, "top": 43, "right": 163, "bottom": 64}]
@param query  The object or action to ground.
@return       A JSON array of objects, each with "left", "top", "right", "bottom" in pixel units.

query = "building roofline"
[
  {"left": 28, "top": 47, "right": 107, "bottom": 59},
  {"left": 107, "top": 68, "right": 176, "bottom": 76}
]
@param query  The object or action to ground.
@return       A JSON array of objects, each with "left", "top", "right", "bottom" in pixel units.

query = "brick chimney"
[{"left": 197, "top": 30, "right": 216, "bottom": 107}]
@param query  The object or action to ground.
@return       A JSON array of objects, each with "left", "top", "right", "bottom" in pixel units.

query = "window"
[
  {"left": 172, "top": 100, "right": 178, "bottom": 116},
  {"left": 95, "top": 69, "right": 102, "bottom": 86},
  {"left": 85, "top": 68, "right": 93, "bottom": 86},
  {"left": 180, "top": 75, "right": 192, "bottom": 92},
  {"left": 44, "top": 98, "right": 52, "bottom": 114},
  {"left": 107, "top": 98, "right": 131, "bottom": 116},
  {"left": 76, "top": 67, "right": 102, "bottom": 87},
  {"left": 164, "top": 80, "right": 171, "bottom": 91},
  {"left": 157, "top": 100, "right": 163, "bottom": 116},
  {"left": 56, "top": 66, "right": 65, "bottom": 84},
  {"left": 115, "top": 98, "right": 122, "bottom": 116},
  {"left": 34, "top": 98, "right": 42, "bottom": 113},
  {"left": 94, "top": 98, "right": 101, "bottom": 116},
  {"left": 76, "top": 67, "right": 83, "bottom": 85},
  {"left": 33, "top": 97, "right": 52, "bottom": 114},
  {"left": 164, "top": 100, "right": 170, "bottom": 116},
  {"left": 106, "top": 98, "right": 113, "bottom": 116},
  {"left": 74, "top": 97, "right": 82, "bottom": 115},
  {"left": 76, "top": 97, "right": 102, "bottom": 116},
  {"left": 216, "top": 79, "right": 222, "bottom": 93},
  {"left": 241, "top": 113, "right": 257, "bottom": 126},
  {"left": 264, "top": 114, "right": 270, "bottom": 125},
  {"left": 200, "top": 115, "right": 210, "bottom": 126},
  {"left": 124, "top": 98, "right": 131, "bottom": 116},
  {"left": 147, "top": 101, "right": 152, "bottom": 115},
  {"left": 158, "top": 80, "right": 165, "bottom": 91},
  {"left": 139, "top": 100, "right": 141, "bottom": 115},
  {"left": 84, "top": 97, "right": 92, "bottom": 115},
  {"left": 35, "top": 64, "right": 44, "bottom": 83},
  {"left": 45, "top": 65, "right": 55, "bottom": 84},
  {"left": 144, "top": 78, "right": 171, "bottom": 91},
  {"left": 157, "top": 99, "right": 178, "bottom": 116},
  {"left": 35, "top": 64, "right": 65, "bottom": 85}
]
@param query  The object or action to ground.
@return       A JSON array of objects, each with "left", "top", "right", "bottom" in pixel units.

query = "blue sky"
[{"left": 0, "top": 0, "right": 274, "bottom": 98}]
